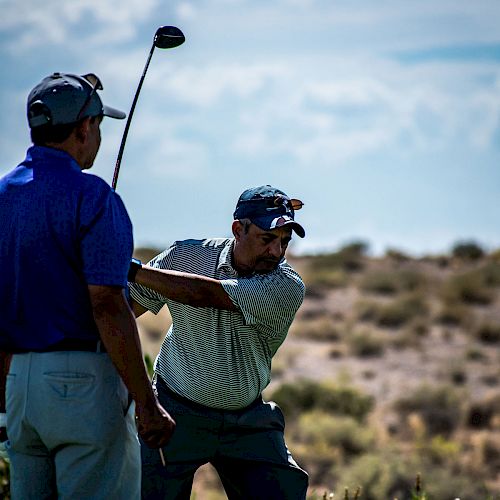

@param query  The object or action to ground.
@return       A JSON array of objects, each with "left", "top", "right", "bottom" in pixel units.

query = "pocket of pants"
[
  {"left": 237, "top": 401, "right": 285, "bottom": 431},
  {"left": 43, "top": 372, "right": 95, "bottom": 399}
]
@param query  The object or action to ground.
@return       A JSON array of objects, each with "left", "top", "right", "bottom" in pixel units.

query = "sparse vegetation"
[
  {"left": 270, "top": 379, "right": 374, "bottom": 422},
  {"left": 346, "top": 330, "right": 386, "bottom": 357},
  {"left": 136, "top": 241, "right": 500, "bottom": 499},
  {"left": 394, "top": 384, "right": 464, "bottom": 436},
  {"left": 475, "top": 322, "right": 500, "bottom": 344}
]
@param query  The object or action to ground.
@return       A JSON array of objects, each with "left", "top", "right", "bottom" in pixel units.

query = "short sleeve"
[
  {"left": 128, "top": 246, "right": 176, "bottom": 314},
  {"left": 221, "top": 265, "right": 305, "bottom": 338},
  {"left": 80, "top": 189, "right": 133, "bottom": 287}
]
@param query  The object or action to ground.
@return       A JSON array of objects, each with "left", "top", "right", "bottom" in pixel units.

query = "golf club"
[{"left": 112, "top": 25, "right": 185, "bottom": 190}]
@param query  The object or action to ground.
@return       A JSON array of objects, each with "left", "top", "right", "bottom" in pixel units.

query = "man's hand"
[{"left": 136, "top": 397, "right": 176, "bottom": 448}]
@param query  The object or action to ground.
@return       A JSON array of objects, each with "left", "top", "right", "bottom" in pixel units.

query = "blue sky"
[{"left": 1, "top": 0, "right": 499, "bottom": 256}]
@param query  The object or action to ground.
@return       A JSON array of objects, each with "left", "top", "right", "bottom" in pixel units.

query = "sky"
[{"left": 1, "top": 0, "right": 499, "bottom": 256}]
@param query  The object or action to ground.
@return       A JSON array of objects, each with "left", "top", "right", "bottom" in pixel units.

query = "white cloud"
[{"left": 0, "top": 0, "right": 159, "bottom": 50}]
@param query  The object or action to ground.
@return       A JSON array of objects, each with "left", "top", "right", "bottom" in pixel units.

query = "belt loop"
[{"left": 97, "top": 340, "right": 103, "bottom": 353}]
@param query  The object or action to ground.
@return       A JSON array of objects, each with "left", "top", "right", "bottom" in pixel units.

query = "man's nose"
[{"left": 268, "top": 240, "right": 282, "bottom": 258}]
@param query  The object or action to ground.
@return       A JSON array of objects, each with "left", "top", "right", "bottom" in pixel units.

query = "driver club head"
[{"left": 154, "top": 26, "right": 185, "bottom": 49}]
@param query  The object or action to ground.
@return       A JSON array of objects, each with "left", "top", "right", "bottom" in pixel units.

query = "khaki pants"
[{"left": 6, "top": 351, "right": 140, "bottom": 500}]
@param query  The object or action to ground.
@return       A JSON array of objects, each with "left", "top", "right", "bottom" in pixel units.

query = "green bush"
[
  {"left": 474, "top": 322, "right": 500, "bottom": 344},
  {"left": 347, "top": 330, "right": 386, "bottom": 357},
  {"left": 385, "top": 248, "right": 411, "bottom": 262},
  {"left": 434, "top": 303, "right": 469, "bottom": 327},
  {"left": 292, "top": 317, "right": 343, "bottom": 342},
  {"left": 297, "top": 412, "right": 375, "bottom": 457},
  {"left": 355, "top": 300, "right": 379, "bottom": 322},
  {"left": 394, "top": 384, "right": 464, "bottom": 436},
  {"left": 306, "top": 240, "right": 369, "bottom": 276},
  {"left": 335, "top": 452, "right": 491, "bottom": 500},
  {"left": 451, "top": 240, "right": 485, "bottom": 260},
  {"left": 376, "top": 295, "right": 428, "bottom": 328},
  {"left": 270, "top": 379, "right": 374, "bottom": 422},
  {"left": 441, "top": 272, "right": 494, "bottom": 306},
  {"left": 133, "top": 246, "right": 163, "bottom": 263},
  {"left": 467, "top": 393, "right": 500, "bottom": 429},
  {"left": 292, "top": 412, "right": 375, "bottom": 486},
  {"left": 334, "top": 452, "right": 415, "bottom": 500},
  {"left": 360, "top": 269, "right": 425, "bottom": 296}
]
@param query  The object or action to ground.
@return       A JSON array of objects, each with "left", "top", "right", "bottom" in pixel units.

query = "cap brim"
[
  {"left": 251, "top": 216, "right": 305, "bottom": 238},
  {"left": 103, "top": 104, "right": 126, "bottom": 120}
]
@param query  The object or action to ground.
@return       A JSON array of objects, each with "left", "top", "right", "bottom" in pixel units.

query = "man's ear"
[
  {"left": 232, "top": 220, "right": 243, "bottom": 240},
  {"left": 74, "top": 117, "right": 91, "bottom": 143}
]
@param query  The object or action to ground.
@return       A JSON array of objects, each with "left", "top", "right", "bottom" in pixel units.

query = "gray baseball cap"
[{"left": 27, "top": 72, "right": 126, "bottom": 128}]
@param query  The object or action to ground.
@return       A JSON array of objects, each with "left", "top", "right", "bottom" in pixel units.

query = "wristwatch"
[{"left": 127, "top": 258, "right": 142, "bottom": 282}]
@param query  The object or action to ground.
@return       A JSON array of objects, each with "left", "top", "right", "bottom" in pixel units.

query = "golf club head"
[{"left": 154, "top": 26, "right": 185, "bottom": 49}]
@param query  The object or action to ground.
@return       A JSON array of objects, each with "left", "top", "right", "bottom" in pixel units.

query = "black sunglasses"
[{"left": 76, "top": 73, "right": 103, "bottom": 121}]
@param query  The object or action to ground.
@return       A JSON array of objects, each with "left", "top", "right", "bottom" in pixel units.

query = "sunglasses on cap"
[
  {"left": 76, "top": 73, "right": 103, "bottom": 121},
  {"left": 238, "top": 195, "right": 304, "bottom": 212}
]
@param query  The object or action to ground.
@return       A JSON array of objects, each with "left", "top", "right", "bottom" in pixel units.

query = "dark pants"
[{"left": 141, "top": 376, "right": 308, "bottom": 499}]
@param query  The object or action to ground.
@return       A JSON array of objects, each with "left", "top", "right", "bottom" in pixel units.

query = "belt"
[
  {"left": 14, "top": 338, "right": 107, "bottom": 354},
  {"left": 155, "top": 374, "right": 262, "bottom": 412}
]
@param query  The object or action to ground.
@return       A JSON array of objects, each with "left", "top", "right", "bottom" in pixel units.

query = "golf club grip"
[{"left": 112, "top": 44, "right": 156, "bottom": 190}]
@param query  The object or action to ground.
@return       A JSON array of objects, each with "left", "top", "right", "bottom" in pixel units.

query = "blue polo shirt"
[{"left": 0, "top": 146, "right": 133, "bottom": 352}]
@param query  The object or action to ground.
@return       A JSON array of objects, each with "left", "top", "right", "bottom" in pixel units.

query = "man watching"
[
  {"left": 0, "top": 72, "right": 175, "bottom": 499},
  {"left": 129, "top": 185, "right": 309, "bottom": 499}
]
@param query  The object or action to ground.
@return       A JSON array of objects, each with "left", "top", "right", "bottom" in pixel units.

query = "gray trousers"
[
  {"left": 6, "top": 351, "right": 141, "bottom": 500},
  {"left": 141, "top": 376, "right": 308, "bottom": 499}
]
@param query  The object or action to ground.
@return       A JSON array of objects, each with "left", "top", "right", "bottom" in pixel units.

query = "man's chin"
[{"left": 255, "top": 260, "right": 279, "bottom": 274}]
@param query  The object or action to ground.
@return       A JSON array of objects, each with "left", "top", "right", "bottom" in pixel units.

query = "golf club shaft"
[{"left": 112, "top": 43, "right": 156, "bottom": 190}]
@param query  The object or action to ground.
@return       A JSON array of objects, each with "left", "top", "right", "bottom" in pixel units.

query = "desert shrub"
[
  {"left": 376, "top": 295, "right": 428, "bottom": 328},
  {"left": 434, "top": 303, "right": 469, "bottom": 327},
  {"left": 479, "top": 261, "right": 500, "bottom": 286},
  {"left": 422, "top": 465, "right": 491, "bottom": 499},
  {"left": 441, "top": 271, "right": 494, "bottom": 306},
  {"left": 346, "top": 330, "right": 386, "bottom": 357},
  {"left": 474, "top": 322, "right": 500, "bottom": 344},
  {"left": 0, "top": 459, "right": 9, "bottom": 500},
  {"left": 334, "top": 452, "right": 415, "bottom": 500},
  {"left": 303, "top": 267, "right": 349, "bottom": 289},
  {"left": 465, "top": 345, "right": 487, "bottom": 361},
  {"left": 296, "top": 412, "right": 375, "bottom": 459},
  {"left": 467, "top": 393, "right": 500, "bottom": 429},
  {"left": 360, "top": 269, "right": 425, "bottom": 296},
  {"left": 144, "top": 354, "right": 154, "bottom": 378},
  {"left": 133, "top": 246, "right": 163, "bottom": 263},
  {"left": 394, "top": 384, "right": 464, "bottom": 436},
  {"left": 306, "top": 241, "right": 368, "bottom": 277},
  {"left": 359, "top": 271, "right": 398, "bottom": 295},
  {"left": 452, "top": 240, "right": 485, "bottom": 260},
  {"left": 291, "top": 317, "right": 342, "bottom": 342},
  {"left": 270, "top": 379, "right": 374, "bottom": 422},
  {"left": 355, "top": 300, "right": 379, "bottom": 322},
  {"left": 336, "top": 451, "right": 490, "bottom": 500},
  {"left": 447, "top": 364, "right": 467, "bottom": 386},
  {"left": 424, "top": 435, "right": 461, "bottom": 465},
  {"left": 385, "top": 248, "right": 410, "bottom": 262}
]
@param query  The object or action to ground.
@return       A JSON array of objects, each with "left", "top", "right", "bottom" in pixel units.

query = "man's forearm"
[
  {"left": 89, "top": 285, "right": 157, "bottom": 412},
  {"left": 134, "top": 266, "right": 237, "bottom": 311}
]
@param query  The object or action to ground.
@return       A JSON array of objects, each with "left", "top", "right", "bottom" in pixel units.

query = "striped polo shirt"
[{"left": 129, "top": 237, "right": 305, "bottom": 410}]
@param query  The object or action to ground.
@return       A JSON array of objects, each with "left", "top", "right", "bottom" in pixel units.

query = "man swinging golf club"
[{"left": 129, "top": 185, "right": 310, "bottom": 499}]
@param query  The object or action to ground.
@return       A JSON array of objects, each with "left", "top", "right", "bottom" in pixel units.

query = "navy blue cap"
[
  {"left": 233, "top": 185, "right": 305, "bottom": 238},
  {"left": 27, "top": 72, "right": 126, "bottom": 128}
]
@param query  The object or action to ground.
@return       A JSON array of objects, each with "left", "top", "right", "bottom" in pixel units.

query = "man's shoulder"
[{"left": 174, "top": 237, "right": 232, "bottom": 251}]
